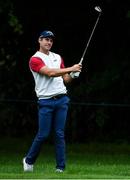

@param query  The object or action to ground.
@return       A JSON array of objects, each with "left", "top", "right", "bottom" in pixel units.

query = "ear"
[{"left": 38, "top": 37, "right": 42, "bottom": 42}]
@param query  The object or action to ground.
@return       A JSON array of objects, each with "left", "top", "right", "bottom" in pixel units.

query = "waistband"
[
  {"left": 51, "top": 94, "right": 67, "bottom": 99},
  {"left": 38, "top": 93, "right": 67, "bottom": 100}
]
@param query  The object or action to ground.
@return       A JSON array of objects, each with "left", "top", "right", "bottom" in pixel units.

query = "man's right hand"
[
  {"left": 71, "top": 64, "right": 82, "bottom": 72},
  {"left": 70, "top": 64, "right": 82, "bottom": 78}
]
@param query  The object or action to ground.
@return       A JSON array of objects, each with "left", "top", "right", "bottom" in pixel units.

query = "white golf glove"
[{"left": 70, "top": 71, "right": 80, "bottom": 78}]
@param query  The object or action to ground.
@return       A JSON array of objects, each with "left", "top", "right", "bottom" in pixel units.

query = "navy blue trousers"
[{"left": 25, "top": 95, "right": 70, "bottom": 170}]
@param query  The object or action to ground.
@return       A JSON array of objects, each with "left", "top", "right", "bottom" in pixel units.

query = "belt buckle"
[
  {"left": 52, "top": 94, "right": 65, "bottom": 100},
  {"left": 53, "top": 96, "right": 57, "bottom": 99}
]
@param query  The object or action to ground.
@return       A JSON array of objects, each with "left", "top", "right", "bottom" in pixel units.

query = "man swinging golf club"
[
  {"left": 23, "top": 5, "right": 102, "bottom": 173},
  {"left": 23, "top": 30, "right": 82, "bottom": 173}
]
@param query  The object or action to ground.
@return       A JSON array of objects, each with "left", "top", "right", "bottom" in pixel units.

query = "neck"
[{"left": 39, "top": 48, "right": 49, "bottom": 55}]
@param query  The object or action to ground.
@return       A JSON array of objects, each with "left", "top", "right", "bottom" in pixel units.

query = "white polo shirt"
[{"left": 29, "top": 51, "right": 67, "bottom": 99}]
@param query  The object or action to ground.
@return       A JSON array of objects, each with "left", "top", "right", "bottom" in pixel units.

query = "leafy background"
[{"left": 0, "top": 0, "right": 130, "bottom": 142}]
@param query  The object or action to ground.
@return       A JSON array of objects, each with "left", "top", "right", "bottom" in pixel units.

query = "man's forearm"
[{"left": 39, "top": 66, "right": 73, "bottom": 77}]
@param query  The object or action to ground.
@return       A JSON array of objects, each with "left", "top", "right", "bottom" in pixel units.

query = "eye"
[
  {"left": 49, "top": 39, "right": 53, "bottom": 43},
  {"left": 46, "top": 38, "right": 53, "bottom": 42}
]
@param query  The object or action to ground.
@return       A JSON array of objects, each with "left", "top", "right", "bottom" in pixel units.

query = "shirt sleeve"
[
  {"left": 29, "top": 57, "right": 46, "bottom": 72},
  {"left": 60, "top": 57, "right": 65, "bottom": 68}
]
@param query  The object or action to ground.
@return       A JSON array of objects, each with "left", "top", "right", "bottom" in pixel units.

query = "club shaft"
[{"left": 79, "top": 13, "right": 101, "bottom": 64}]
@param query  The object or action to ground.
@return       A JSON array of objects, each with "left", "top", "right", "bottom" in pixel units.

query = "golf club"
[{"left": 71, "top": 6, "right": 102, "bottom": 78}]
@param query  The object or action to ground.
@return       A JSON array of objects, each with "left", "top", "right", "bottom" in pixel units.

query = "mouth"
[{"left": 46, "top": 44, "right": 51, "bottom": 49}]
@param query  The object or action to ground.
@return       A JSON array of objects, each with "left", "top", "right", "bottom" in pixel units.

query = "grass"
[{"left": 0, "top": 137, "right": 130, "bottom": 179}]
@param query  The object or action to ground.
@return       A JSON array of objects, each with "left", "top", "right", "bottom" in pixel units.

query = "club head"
[{"left": 95, "top": 6, "right": 102, "bottom": 13}]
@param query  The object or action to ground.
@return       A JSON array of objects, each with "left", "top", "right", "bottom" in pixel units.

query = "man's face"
[{"left": 39, "top": 37, "right": 53, "bottom": 51}]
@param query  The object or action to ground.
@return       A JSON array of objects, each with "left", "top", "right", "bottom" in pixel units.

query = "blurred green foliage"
[{"left": 0, "top": 0, "right": 130, "bottom": 142}]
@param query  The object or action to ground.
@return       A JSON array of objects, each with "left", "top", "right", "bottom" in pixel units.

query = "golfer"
[{"left": 23, "top": 30, "right": 82, "bottom": 172}]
